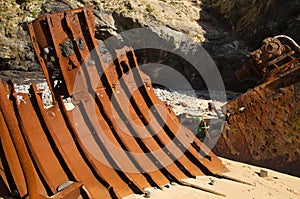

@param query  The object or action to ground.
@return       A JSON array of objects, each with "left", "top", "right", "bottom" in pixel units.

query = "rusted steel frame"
[
  {"left": 79, "top": 8, "right": 175, "bottom": 187},
  {"left": 92, "top": 93, "right": 162, "bottom": 189},
  {"left": 43, "top": 8, "right": 145, "bottom": 194},
  {"left": 64, "top": 10, "right": 151, "bottom": 196},
  {"left": 11, "top": 94, "right": 70, "bottom": 195},
  {"left": 27, "top": 19, "right": 56, "bottom": 100},
  {"left": 13, "top": 94, "right": 68, "bottom": 194},
  {"left": 58, "top": 96, "right": 128, "bottom": 199},
  {"left": 29, "top": 84, "right": 76, "bottom": 178},
  {"left": 64, "top": 9, "right": 95, "bottom": 92},
  {"left": 43, "top": 105, "right": 110, "bottom": 198},
  {"left": 29, "top": 84, "right": 94, "bottom": 197},
  {"left": 44, "top": 13, "right": 83, "bottom": 97},
  {"left": 24, "top": 6, "right": 230, "bottom": 199},
  {"left": 29, "top": 5, "right": 199, "bottom": 186},
  {"left": 95, "top": 83, "right": 185, "bottom": 184},
  {"left": 126, "top": 51, "right": 228, "bottom": 174},
  {"left": 0, "top": 81, "right": 42, "bottom": 199},
  {"left": 113, "top": 48, "right": 206, "bottom": 177},
  {"left": 98, "top": 47, "right": 218, "bottom": 180},
  {"left": 81, "top": 7, "right": 119, "bottom": 90},
  {"left": 118, "top": 82, "right": 202, "bottom": 178},
  {"left": 66, "top": 6, "right": 136, "bottom": 183},
  {"left": 94, "top": 88, "right": 168, "bottom": 189},
  {"left": 126, "top": 50, "right": 220, "bottom": 160},
  {"left": 110, "top": 66, "right": 191, "bottom": 180},
  {"left": 94, "top": 70, "right": 185, "bottom": 183},
  {"left": 4, "top": 83, "right": 85, "bottom": 199},
  {"left": 28, "top": 10, "right": 121, "bottom": 197},
  {"left": 27, "top": 6, "right": 93, "bottom": 100},
  {"left": 70, "top": 56, "right": 154, "bottom": 195},
  {"left": 92, "top": 62, "right": 182, "bottom": 185},
  {"left": 0, "top": 109, "right": 26, "bottom": 197},
  {"left": 115, "top": 51, "right": 225, "bottom": 182},
  {"left": 35, "top": 101, "right": 111, "bottom": 199},
  {"left": 76, "top": 94, "right": 146, "bottom": 197},
  {"left": 147, "top": 86, "right": 224, "bottom": 174},
  {"left": 111, "top": 50, "right": 203, "bottom": 178},
  {"left": 49, "top": 6, "right": 94, "bottom": 95},
  {"left": 94, "top": 84, "right": 171, "bottom": 186},
  {"left": 79, "top": 101, "right": 146, "bottom": 196},
  {"left": 95, "top": 77, "right": 173, "bottom": 188},
  {"left": 103, "top": 50, "right": 202, "bottom": 182}
]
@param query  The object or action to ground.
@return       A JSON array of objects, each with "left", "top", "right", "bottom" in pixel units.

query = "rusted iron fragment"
[
  {"left": 236, "top": 36, "right": 299, "bottom": 83},
  {"left": 214, "top": 38, "right": 300, "bottom": 177}
]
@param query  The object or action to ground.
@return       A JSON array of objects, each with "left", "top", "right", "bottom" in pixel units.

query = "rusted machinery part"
[
  {"left": 273, "top": 35, "right": 300, "bottom": 53},
  {"left": 235, "top": 35, "right": 299, "bottom": 82},
  {"left": 0, "top": 5, "right": 228, "bottom": 199}
]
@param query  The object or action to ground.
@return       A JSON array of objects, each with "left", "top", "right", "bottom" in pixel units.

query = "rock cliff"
[
  {"left": 0, "top": 0, "right": 299, "bottom": 89},
  {"left": 0, "top": 0, "right": 249, "bottom": 91}
]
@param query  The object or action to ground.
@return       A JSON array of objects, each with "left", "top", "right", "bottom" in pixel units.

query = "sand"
[{"left": 124, "top": 158, "right": 300, "bottom": 199}]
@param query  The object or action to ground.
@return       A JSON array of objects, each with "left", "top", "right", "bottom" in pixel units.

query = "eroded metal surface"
[
  {"left": 214, "top": 36, "right": 300, "bottom": 177},
  {"left": 236, "top": 36, "right": 299, "bottom": 83},
  {"left": 0, "top": 6, "right": 227, "bottom": 198}
]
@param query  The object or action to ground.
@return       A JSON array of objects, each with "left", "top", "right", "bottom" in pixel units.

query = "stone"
[
  {"left": 259, "top": 169, "right": 268, "bottom": 178},
  {"left": 59, "top": 39, "right": 74, "bottom": 57},
  {"left": 40, "top": 1, "right": 71, "bottom": 14}
]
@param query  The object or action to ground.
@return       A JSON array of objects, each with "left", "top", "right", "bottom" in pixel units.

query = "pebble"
[
  {"left": 13, "top": 82, "right": 230, "bottom": 118},
  {"left": 153, "top": 87, "right": 227, "bottom": 118},
  {"left": 14, "top": 82, "right": 53, "bottom": 108}
]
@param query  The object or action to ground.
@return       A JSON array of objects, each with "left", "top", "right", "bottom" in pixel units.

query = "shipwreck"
[
  {"left": 214, "top": 34, "right": 300, "bottom": 177},
  {"left": 1, "top": 5, "right": 299, "bottom": 199},
  {"left": 0, "top": 6, "right": 229, "bottom": 199}
]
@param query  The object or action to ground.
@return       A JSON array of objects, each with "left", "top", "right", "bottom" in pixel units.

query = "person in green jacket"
[{"left": 194, "top": 115, "right": 209, "bottom": 142}]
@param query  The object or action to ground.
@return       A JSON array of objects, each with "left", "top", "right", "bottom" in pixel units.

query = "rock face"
[
  {"left": 0, "top": 0, "right": 298, "bottom": 88},
  {"left": 104, "top": 26, "right": 225, "bottom": 90},
  {"left": 0, "top": 0, "right": 250, "bottom": 91},
  {"left": 0, "top": 1, "right": 46, "bottom": 83},
  {"left": 203, "top": 0, "right": 300, "bottom": 48},
  {"left": 97, "top": 0, "right": 205, "bottom": 41}
]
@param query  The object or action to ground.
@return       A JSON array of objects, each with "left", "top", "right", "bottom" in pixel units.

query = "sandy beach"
[{"left": 125, "top": 158, "right": 300, "bottom": 199}]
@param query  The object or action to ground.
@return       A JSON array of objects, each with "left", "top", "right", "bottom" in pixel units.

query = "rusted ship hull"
[
  {"left": 214, "top": 37, "right": 300, "bottom": 177},
  {"left": 0, "top": 6, "right": 227, "bottom": 199}
]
